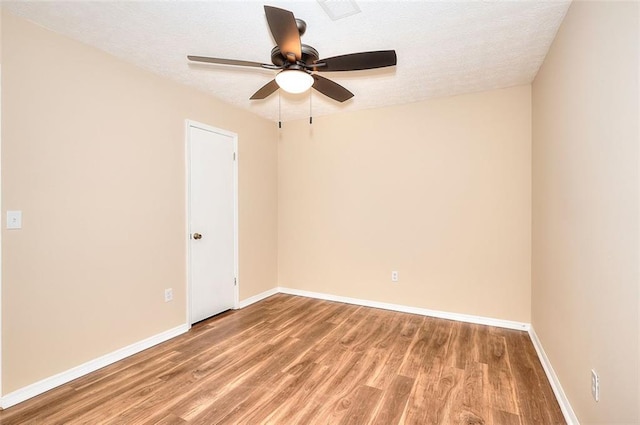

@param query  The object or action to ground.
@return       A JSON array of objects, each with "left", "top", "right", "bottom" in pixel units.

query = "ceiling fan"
[{"left": 188, "top": 5, "right": 397, "bottom": 103}]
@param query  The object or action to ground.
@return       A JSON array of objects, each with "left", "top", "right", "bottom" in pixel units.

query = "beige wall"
[
  {"left": 278, "top": 86, "right": 532, "bottom": 323},
  {"left": 532, "top": 1, "right": 639, "bottom": 423},
  {"left": 1, "top": 11, "right": 277, "bottom": 393}
]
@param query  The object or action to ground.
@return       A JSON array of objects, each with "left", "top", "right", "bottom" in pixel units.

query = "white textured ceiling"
[{"left": 2, "top": 0, "right": 570, "bottom": 122}]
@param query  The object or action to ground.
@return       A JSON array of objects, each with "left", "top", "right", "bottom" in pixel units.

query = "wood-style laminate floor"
[{"left": 0, "top": 294, "right": 565, "bottom": 425}]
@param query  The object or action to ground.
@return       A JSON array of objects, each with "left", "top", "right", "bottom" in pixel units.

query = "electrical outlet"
[
  {"left": 6, "top": 211, "right": 22, "bottom": 229},
  {"left": 164, "top": 288, "right": 173, "bottom": 303},
  {"left": 391, "top": 271, "right": 399, "bottom": 282},
  {"left": 591, "top": 369, "right": 600, "bottom": 402}
]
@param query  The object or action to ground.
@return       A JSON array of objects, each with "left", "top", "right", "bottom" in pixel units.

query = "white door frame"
[
  {"left": 185, "top": 119, "right": 239, "bottom": 328},
  {"left": 0, "top": 66, "right": 4, "bottom": 399}
]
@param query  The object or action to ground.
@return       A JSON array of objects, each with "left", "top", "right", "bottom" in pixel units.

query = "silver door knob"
[{"left": 193, "top": 233, "right": 203, "bottom": 240}]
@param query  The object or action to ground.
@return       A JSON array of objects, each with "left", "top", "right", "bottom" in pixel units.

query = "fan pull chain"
[
  {"left": 278, "top": 91, "right": 282, "bottom": 129},
  {"left": 309, "top": 90, "right": 313, "bottom": 125}
]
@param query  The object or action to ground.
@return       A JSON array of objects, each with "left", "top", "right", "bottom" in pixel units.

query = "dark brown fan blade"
[
  {"left": 315, "top": 50, "right": 397, "bottom": 72},
  {"left": 312, "top": 75, "right": 354, "bottom": 102},
  {"left": 264, "top": 6, "right": 301, "bottom": 62},
  {"left": 188, "top": 56, "right": 270, "bottom": 68},
  {"left": 250, "top": 79, "right": 279, "bottom": 100}
]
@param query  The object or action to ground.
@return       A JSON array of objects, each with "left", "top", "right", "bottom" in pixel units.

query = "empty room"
[{"left": 0, "top": 1, "right": 638, "bottom": 424}]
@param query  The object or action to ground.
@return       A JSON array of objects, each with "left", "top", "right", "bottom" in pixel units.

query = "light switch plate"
[{"left": 6, "top": 211, "right": 22, "bottom": 229}]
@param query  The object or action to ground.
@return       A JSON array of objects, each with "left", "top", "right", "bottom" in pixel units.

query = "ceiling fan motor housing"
[{"left": 271, "top": 44, "right": 319, "bottom": 67}]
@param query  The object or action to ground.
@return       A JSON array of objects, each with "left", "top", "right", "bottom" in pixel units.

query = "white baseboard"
[
  {"left": 237, "top": 287, "right": 279, "bottom": 309},
  {"left": 528, "top": 327, "right": 580, "bottom": 425},
  {"left": 277, "top": 287, "right": 530, "bottom": 331},
  {"left": 0, "top": 324, "right": 189, "bottom": 409}
]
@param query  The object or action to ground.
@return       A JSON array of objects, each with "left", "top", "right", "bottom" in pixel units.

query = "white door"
[{"left": 188, "top": 121, "right": 237, "bottom": 324}]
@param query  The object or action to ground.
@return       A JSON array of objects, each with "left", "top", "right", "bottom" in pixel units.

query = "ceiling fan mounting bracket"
[{"left": 295, "top": 19, "right": 307, "bottom": 36}]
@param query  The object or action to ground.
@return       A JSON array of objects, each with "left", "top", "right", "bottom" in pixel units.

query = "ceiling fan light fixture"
[{"left": 275, "top": 70, "right": 314, "bottom": 94}]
